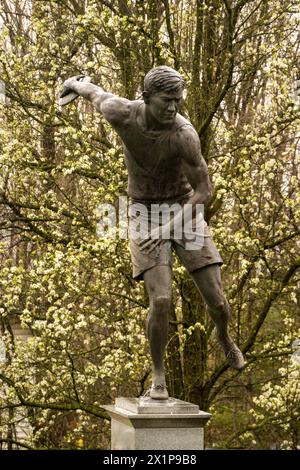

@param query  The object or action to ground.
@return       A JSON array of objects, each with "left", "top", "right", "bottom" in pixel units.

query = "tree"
[{"left": 0, "top": 0, "right": 299, "bottom": 449}]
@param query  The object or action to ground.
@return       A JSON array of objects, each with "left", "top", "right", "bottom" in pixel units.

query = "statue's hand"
[
  {"left": 138, "top": 236, "right": 164, "bottom": 254},
  {"left": 59, "top": 76, "right": 92, "bottom": 106},
  {"left": 60, "top": 75, "right": 91, "bottom": 97},
  {"left": 138, "top": 227, "right": 164, "bottom": 254}
]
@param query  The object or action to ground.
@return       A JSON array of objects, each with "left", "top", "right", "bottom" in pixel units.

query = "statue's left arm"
[
  {"left": 176, "top": 125, "right": 212, "bottom": 207},
  {"left": 139, "top": 125, "right": 212, "bottom": 252},
  {"left": 163, "top": 125, "right": 212, "bottom": 239}
]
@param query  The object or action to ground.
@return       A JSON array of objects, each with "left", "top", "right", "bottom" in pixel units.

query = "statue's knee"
[{"left": 151, "top": 295, "right": 172, "bottom": 315}]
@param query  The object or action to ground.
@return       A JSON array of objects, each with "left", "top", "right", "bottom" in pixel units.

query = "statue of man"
[{"left": 60, "top": 66, "right": 245, "bottom": 400}]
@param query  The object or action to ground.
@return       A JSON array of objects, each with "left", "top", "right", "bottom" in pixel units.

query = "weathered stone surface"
[
  {"left": 103, "top": 398, "right": 211, "bottom": 450},
  {"left": 115, "top": 397, "right": 200, "bottom": 415}
]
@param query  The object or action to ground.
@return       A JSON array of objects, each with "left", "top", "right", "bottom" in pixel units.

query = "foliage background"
[{"left": 0, "top": 0, "right": 299, "bottom": 450}]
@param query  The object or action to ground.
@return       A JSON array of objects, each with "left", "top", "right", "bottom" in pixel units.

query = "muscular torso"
[{"left": 112, "top": 100, "right": 193, "bottom": 201}]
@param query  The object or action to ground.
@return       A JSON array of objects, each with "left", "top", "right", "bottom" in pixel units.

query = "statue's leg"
[
  {"left": 189, "top": 264, "right": 245, "bottom": 370},
  {"left": 143, "top": 265, "right": 172, "bottom": 396}
]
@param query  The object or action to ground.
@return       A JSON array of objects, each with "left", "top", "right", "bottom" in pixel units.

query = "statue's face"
[{"left": 146, "top": 89, "right": 183, "bottom": 126}]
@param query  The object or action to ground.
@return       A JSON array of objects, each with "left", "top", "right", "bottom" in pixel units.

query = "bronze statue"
[{"left": 60, "top": 66, "right": 245, "bottom": 400}]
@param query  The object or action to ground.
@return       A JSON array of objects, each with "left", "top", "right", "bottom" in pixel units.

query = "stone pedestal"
[{"left": 103, "top": 397, "right": 211, "bottom": 450}]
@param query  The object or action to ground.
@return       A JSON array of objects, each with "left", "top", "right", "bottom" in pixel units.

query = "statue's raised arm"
[{"left": 59, "top": 75, "right": 131, "bottom": 128}]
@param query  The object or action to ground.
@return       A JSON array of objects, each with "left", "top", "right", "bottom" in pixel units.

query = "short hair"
[{"left": 144, "top": 66, "right": 185, "bottom": 94}]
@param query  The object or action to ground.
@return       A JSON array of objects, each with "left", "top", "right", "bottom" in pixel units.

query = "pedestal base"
[{"left": 103, "top": 397, "right": 211, "bottom": 450}]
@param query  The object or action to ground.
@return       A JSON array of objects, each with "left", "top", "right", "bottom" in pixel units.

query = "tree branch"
[
  {"left": 242, "top": 258, "right": 300, "bottom": 354},
  {"left": 162, "top": 0, "right": 179, "bottom": 69},
  {"left": 0, "top": 438, "right": 35, "bottom": 450},
  {"left": 202, "top": 258, "right": 300, "bottom": 402},
  {"left": 0, "top": 372, "right": 109, "bottom": 420}
]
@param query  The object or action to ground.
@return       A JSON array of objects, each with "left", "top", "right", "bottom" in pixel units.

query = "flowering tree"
[
  {"left": 223, "top": 335, "right": 300, "bottom": 450},
  {"left": 0, "top": 0, "right": 299, "bottom": 449}
]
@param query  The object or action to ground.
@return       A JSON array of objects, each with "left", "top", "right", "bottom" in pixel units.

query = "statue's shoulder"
[
  {"left": 121, "top": 99, "right": 143, "bottom": 125},
  {"left": 102, "top": 97, "right": 139, "bottom": 129},
  {"left": 173, "top": 113, "right": 194, "bottom": 132},
  {"left": 171, "top": 115, "right": 200, "bottom": 155},
  {"left": 129, "top": 99, "right": 143, "bottom": 116},
  {"left": 172, "top": 114, "right": 197, "bottom": 138}
]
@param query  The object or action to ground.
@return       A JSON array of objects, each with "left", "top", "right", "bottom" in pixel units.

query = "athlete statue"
[{"left": 60, "top": 66, "right": 245, "bottom": 400}]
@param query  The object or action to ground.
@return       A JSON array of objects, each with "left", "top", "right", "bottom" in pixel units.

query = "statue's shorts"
[{"left": 128, "top": 192, "right": 223, "bottom": 280}]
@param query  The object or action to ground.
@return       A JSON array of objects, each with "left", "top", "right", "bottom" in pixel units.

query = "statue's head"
[
  {"left": 143, "top": 66, "right": 185, "bottom": 126},
  {"left": 143, "top": 66, "right": 185, "bottom": 95}
]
